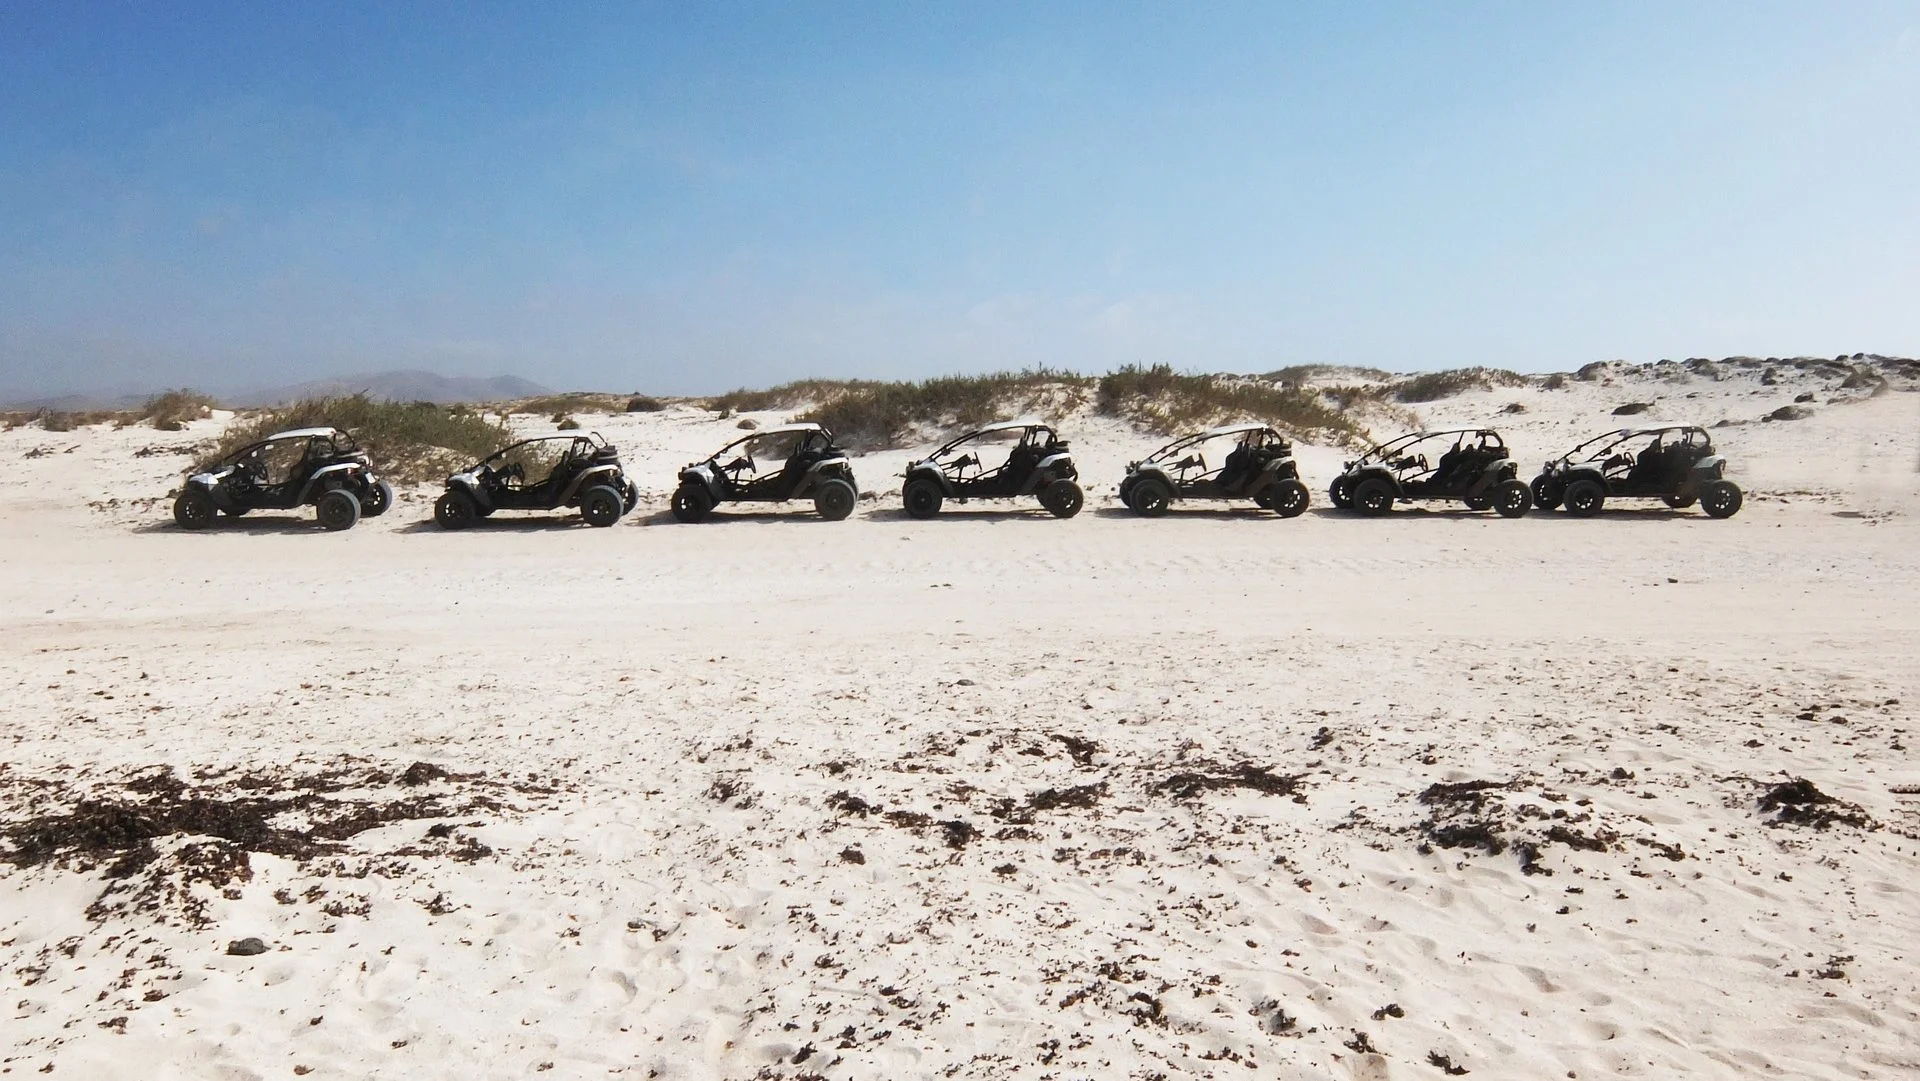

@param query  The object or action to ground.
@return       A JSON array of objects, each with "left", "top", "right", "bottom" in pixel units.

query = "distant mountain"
[{"left": 230, "top": 370, "right": 549, "bottom": 406}]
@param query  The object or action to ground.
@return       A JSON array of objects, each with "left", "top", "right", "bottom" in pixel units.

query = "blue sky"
[{"left": 2, "top": 2, "right": 1916, "bottom": 398}]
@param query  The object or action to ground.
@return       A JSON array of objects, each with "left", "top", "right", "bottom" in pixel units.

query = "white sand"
[{"left": 3, "top": 362, "right": 1918, "bottom": 1080}]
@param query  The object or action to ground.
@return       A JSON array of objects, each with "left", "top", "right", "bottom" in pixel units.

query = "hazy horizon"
[{"left": 4, "top": 3, "right": 1917, "bottom": 400}]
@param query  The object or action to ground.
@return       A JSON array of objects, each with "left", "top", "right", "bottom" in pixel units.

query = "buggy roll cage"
[
  {"left": 466, "top": 432, "right": 609, "bottom": 469},
  {"left": 1348, "top": 429, "right": 1505, "bottom": 470},
  {"left": 924, "top": 422, "right": 1061, "bottom": 462},
  {"left": 1545, "top": 426, "right": 1709, "bottom": 469},
  {"left": 1140, "top": 423, "right": 1281, "bottom": 467},
  {"left": 219, "top": 427, "right": 360, "bottom": 466}
]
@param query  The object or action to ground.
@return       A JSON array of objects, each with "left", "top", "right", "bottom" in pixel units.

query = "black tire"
[
  {"left": 1328, "top": 475, "right": 1355, "bottom": 509},
  {"left": 1129, "top": 478, "right": 1171, "bottom": 517},
  {"left": 1463, "top": 493, "right": 1493, "bottom": 512},
  {"left": 1701, "top": 480, "right": 1742, "bottom": 519},
  {"left": 903, "top": 477, "right": 944, "bottom": 519},
  {"left": 1493, "top": 478, "right": 1532, "bottom": 518},
  {"left": 1269, "top": 479, "right": 1309, "bottom": 518},
  {"left": 1661, "top": 494, "right": 1696, "bottom": 509},
  {"left": 1118, "top": 476, "right": 1139, "bottom": 509},
  {"left": 1531, "top": 474, "right": 1563, "bottom": 512},
  {"left": 1040, "top": 479, "right": 1084, "bottom": 519},
  {"left": 621, "top": 479, "right": 640, "bottom": 514},
  {"left": 1563, "top": 479, "right": 1604, "bottom": 517},
  {"left": 360, "top": 479, "right": 394, "bottom": 517},
  {"left": 316, "top": 489, "right": 361, "bottom": 531},
  {"left": 670, "top": 485, "right": 713, "bottom": 523},
  {"left": 813, "top": 478, "right": 856, "bottom": 521},
  {"left": 173, "top": 489, "right": 216, "bottom": 530},
  {"left": 435, "top": 490, "right": 477, "bottom": 530},
  {"left": 1353, "top": 477, "right": 1395, "bottom": 516},
  {"left": 581, "top": 484, "right": 624, "bottom": 527}
]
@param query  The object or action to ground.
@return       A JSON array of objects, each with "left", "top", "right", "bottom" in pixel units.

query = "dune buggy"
[
  {"left": 1530, "top": 425, "right": 1742, "bottom": 518},
  {"left": 901, "top": 421, "right": 1083, "bottom": 519},
  {"left": 1118, "top": 423, "right": 1309, "bottom": 517},
  {"left": 671, "top": 423, "right": 858, "bottom": 522},
  {"left": 1329, "top": 428, "right": 1530, "bottom": 517},
  {"left": 434, "top": 432, "right": 637, "bottom": 529},
  {"left": 173, "top": 426, "right": 392, "bottom": 532}
]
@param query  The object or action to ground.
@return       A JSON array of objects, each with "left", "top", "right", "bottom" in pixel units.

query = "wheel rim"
[
  {"left": 1276, "top": 486, "right": 1306, "bottom": 515},
  {"left": 906, "top": 485, "right": 936, "bottom": 516},
  {"left": 1501, "top": 487, "right": 1528, "bottom": 514},
  {"left": 1139, "top": 487, "right": 1166, "bottom": 513},
  {"left": 179, "top": 497, "right": 211, "bottom": 527}
]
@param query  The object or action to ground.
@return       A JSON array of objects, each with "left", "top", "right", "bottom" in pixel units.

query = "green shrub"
[
  {"left": 513, "top": 393, "right": 626, "bottom": 415},
  {"left": 195, "top": 394, "right": 513, "bottom": 484},
  {"left": 1392, "top": 367, "right": 1528, "bottom": 403},
  {"left": 1096, "top": 365, "right": 1366, "bottom": 444},
  {"left": 557, "top": 416, "right": 582, "bottom": 431},
  {"left": 798, "top": 369, "right": 1091, "bottom": 448},
  {"left": 1263, "top": 364, "right": 1393, "bottom": 384},
  {"left": 140, "top": 388, "right": 220, "bottom": 431},
  {"left": 625, "top": 396, "right": 664, "bottom": 412},
  {"left": 1541, "top": 373, "right": 1569, "bottom": 390}
]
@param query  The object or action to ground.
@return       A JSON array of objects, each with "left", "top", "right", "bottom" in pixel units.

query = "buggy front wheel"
[
  {"left": 1531, "top": 475, "right": 1563, "bottom": 511},
  {"left": 362, "top": 479, "right": 395, "bottom": 517},
  {"left": 1493, "top": 479, "right": 1532, "bottom": 518},
  {"left": 1129, "top": 478, "right": 1171, "bottom": 517},
  {"left": 1328, "top": 475, "right": 1355, "bottom": 509},
  {"left": 173, "top": 489, "right": 216, "bottom": 530},
  {"left": 1701, "top": 480, "right": 1742, "bottom": 519},
  {"left": 1039, "top": 479, "right": 1083, "bottom": 518},
  {"left": 434, "top": 490, "right": 478, "bottom": 530},
  {"left": 1353, "top": 478, "right": 1395, "bottom": 516},
  {"left": 1268, "top": 479, "right": 1309, "bottom": 518},
  {"left": 316, "top": 489, "right": 362, "bottom": 531},
  {"left": 580, "top": 485, "right": 624, "bottom": 527},
  {"left": 903, "top": 478, "right": 944, "bottom": 519},
  {"left": 1563, "top": 479, "right": 1604, "bottom": 517},
  {"left": 813, "top": 478, "right": 856, "bottom": 521},
  {"left": 670, "top": 485, "right": 714, "bottom": 523}
]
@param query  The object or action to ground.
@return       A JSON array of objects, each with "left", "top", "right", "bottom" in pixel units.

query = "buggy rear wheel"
[
  {"left": 1661, "top": 494, "right": 1696, "bottom": 509},
  {"left": 1493, "top": 479, "right": 1532, "bottom": 518},
  {"left": 1129, "top": 478, "right": 1171, "bottom": 517},
  {"left": 1531, "top": 474, "right": 1563, "bottom": 511},
  {"left": 813, "top": 478, "right": 856, "bottom": 521},
  {"left": 173, "top": 489, "right": 216, "bottom": 530},
  {"left": 581, "top": 484, "right": 624, "bottom": 527},
  {"left": 1353, "top": 477, "right": 1395, "bottom": 516},
  {"left": 1563, "top": 479, "right": 1604, "bottom": 517},
  {"left": 434, "top": 490, "right": 478, "bottom": 530},
  {"left": 1040, "top": 479, "right": 1083, "bottom": 518},
  {"left": 1328, "top": 475, "right": 1355, "bottom": 509},
  {"left": 670, "top": 485, "right": 714, "bottom": 523},
  {"left": 316, "top": 489, "right": 361, "bottom": 531},
  {"left": 1269, "top": 479, "right": 1309, "bottom": 518},
  {"left": 903, "top": 477, "right": 944, "bottom": 519},
  {"left": 1701, "top": 480, "right": 1742, "bottom": 519},
  {"left": 362, "top": 479, "right": 395, "bottom": 517}
]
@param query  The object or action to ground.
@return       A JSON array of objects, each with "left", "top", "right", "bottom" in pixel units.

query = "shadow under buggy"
[
  {"left": 1531, "top": 426, "right": 1742, "bottom": 518},
  {"left": 672, "top": 424, "right": 858, "bottom": 522},
  {"left": 1330, "top": 429, "right": 1531, "bottom": 517},
  {"left": 901, "top": 422, "right": 1083, "bottom": 519},
  {"left": 1118, "top": 423, "right": 1309, "bottom": 517},
  {"left": 174, "top": 427, "right": 393, "bottom": 532},
  {"left": 434, "top": 432, "right": 638, "bottom": 529}
]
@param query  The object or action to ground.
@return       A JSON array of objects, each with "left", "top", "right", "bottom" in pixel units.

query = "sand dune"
[{"left": 2, "top": 362, "right": 1917, "bottom": 1080}]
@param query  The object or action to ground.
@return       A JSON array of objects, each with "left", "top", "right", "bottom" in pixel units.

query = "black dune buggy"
[
  {"left": 1118, "top": 423, "right": 1309, "bottom": 517},
  {"left": 173, "top": 426, "right": 392, "bottom": 532},
  {"left": 434, "top": 432, "right": 638, "bottom": 529},
  {"left": 901, "top": 421, "right": 1083, "bottom": 519},
  {"left": 1329, "top": 428, "right": 1530, "bottom": 517},
  {"left": 1530, "top": 425, "right": 1742, "bottom": 518},
  {"left": 670, "top": 423, "right": 858, "bottom": 522}
]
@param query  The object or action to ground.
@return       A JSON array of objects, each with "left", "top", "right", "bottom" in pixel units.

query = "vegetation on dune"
[
  {"left": 140, "top": 389, "right": 221, "bottom": 431},
  {"left": 1264, "top": 363, "right": 1394, "bottom": 384},
  {"left": 1096, "top": 364, "right": 1368, "bottom": 444},
  {"left": 800, "top": 369, "right": 1091, "bottom": 448},
  {"left": 510, "top": 392, "right": 632, "bottom": 415},
  {"left": 1391, "top": 367, "right": 1529, "bottom": 403},
  {"left": 195, "top": 394, "right": 513, "bottom": 484}
]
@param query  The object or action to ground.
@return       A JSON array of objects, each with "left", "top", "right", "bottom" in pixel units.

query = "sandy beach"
[{"left": 4, "top": 361, "right": 1919, "bottom": 1080}]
